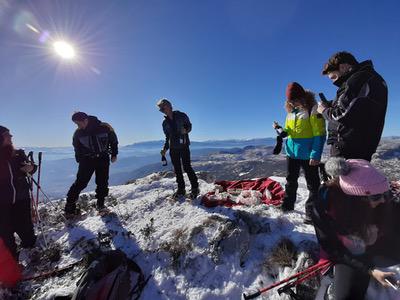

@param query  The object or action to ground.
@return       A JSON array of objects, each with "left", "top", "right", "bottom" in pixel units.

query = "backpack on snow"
[{"left": 70, "top": 249, "right": 147, "bottom": 300}]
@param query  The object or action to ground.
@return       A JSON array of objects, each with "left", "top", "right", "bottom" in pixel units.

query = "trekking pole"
[
  {"left": 243, "top": 260, "right": 331, "bottom": 300},
  {"left": 29, "top": 176, "right": 68, "bottom": 222},
  {"left": 277, "top": 261, "right": 333, "bottom": 298},
  {"left": 36, "top": 152, "right": 42, "bottom": 211}
]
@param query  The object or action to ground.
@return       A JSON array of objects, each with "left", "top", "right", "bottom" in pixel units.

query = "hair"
[
  {"left": 325, "top": 179, "right": 384, "bottom": 239},
  {"left": 285, "top": 90, "right": 316, "bottom": 113},
  {"left": 156, "top": 99, "right": 172, "bottom": 108},
  {"left": 322, "top": 51, "right": 359, "bottom": 75},
  {"left": 71, "top": 112, "right": 88, "bottom": 122}
]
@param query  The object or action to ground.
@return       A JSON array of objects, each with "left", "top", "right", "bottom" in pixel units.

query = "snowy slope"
[{"left": 1, "top": 173, "right": 399, "bottom": 300}]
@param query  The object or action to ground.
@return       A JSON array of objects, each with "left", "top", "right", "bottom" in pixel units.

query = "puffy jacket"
[
  {"left": 284, "top": 105, "right": 326, "bottom": 160},
  {"left": 0, "top": 149, "right": 36, "bottom": 206},
  {"left": 323, "top": 60, "right": 388, "bottom": 160},
  {"left": 73, "top": 116, "right": 118, "bottom": 162},
  {"left": 162, "top": 111, "right": 192, "bottom": 150}
]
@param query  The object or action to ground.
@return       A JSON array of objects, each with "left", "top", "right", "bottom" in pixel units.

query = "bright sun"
[{"left": 53, "top": 40, "right": 76, "bottom": 60}]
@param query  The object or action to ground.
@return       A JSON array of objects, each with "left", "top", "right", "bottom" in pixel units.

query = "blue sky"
[{"left": 1, "top": 0, "right": 399, "bottom": 147}]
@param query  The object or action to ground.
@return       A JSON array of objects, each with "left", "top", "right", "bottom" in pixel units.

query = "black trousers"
[
  {"left": 283, "top": 157, "right": 320, "bottom": 216},
  {"left": 333, "top": 264, "right": 370, "bottom": 300},
  {"left": 170, "top": 147, "right": 198, "bottom": 192},
  {"left": 66, "top": 157, "right": 110, "bottom": 211},
  {"left": 0, "top": 199, "right": 36, "bottom": 258}
]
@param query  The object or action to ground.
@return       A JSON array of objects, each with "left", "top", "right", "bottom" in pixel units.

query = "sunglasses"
[
  {"left": 364, "top": 190, "right": 393, "bottom": 202},
  {"left": 158, "top": 106, "right": 166, "bottom": 113}
]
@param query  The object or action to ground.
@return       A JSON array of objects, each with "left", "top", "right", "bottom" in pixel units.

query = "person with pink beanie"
[{"left": 312, "top": 157, "right": 400, "bottom": 299}]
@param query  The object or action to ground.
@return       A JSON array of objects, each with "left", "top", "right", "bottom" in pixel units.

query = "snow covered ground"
[{"left": 1, "top": 173, "right": 399, "bottom": 300}]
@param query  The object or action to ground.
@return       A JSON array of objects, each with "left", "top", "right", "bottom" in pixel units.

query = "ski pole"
[
  {"left": 278, "top": 261, "right": 333, "bottom": 297},
  {"left": 29, "top": 176, "right": 68, "bottom": 222},
  {"left": 36, "top": 152, "right": 42, "bottom": 212},
  {"left": 243, "top": 260, "right": 331, "bottom": 300}
]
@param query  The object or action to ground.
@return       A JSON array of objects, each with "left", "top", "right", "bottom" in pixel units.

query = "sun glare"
[{"left": 53, "top": 41, "right": 76, "bottom": 60}]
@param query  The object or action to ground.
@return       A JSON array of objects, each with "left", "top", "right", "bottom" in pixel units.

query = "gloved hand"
[{"left": 273, "top": 121, "right": 281, "bottom": 129}]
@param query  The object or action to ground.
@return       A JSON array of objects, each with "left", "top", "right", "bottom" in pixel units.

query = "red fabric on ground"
[
  {"left": 201, "top": 177, "right": 285, "bottom": 207},
  {"left": 0, "top": 238, "right": 22, "bottom": 288}
]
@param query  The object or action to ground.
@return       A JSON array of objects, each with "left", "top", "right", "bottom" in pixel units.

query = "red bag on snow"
[
  {"left": 0, "top": 238, "right": 22, "bottom": 288},
  {"left": 201, "top": 177, "right": 285, "bottom": 207}
]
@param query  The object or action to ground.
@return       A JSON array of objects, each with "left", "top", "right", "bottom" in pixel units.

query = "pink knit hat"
[{"left": 325, "top": 158, "right": 390, "bottom": 196}]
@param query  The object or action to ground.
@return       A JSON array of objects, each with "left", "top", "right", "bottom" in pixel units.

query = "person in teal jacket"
[{"left": 273, "top": 82, "right": 326, "bottom": 223}]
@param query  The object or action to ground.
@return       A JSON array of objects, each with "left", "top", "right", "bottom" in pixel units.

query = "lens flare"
[{"left": 53, "top": 41, "right": 76, "bottom": 59}]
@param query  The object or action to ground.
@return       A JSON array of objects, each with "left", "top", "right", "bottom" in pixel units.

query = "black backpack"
[{"left": 70, "top": 250, "right": 146, "bottom": 300}]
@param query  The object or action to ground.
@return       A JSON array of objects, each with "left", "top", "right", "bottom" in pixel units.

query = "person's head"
[
  {"left": 156, "top": 99, "right": 173, "bottom": 115},
  {"left": 71, "top": 112, "right": 89, "bottom": 129},
  {"left": 285, "top": 82, "right": 316, "bottom": 113},
  {"left": 322, "top": 51, "right": 359, "bottom": 83},
  {"left": 0, "top": 126, "right": 12, "bottom": 147},
  {"left": 325, "top": 157, "right": 391, "bottom": 208}
]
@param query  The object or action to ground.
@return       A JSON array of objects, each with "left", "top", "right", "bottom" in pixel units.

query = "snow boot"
[
  {"left": 189, "top": 188, "right": 200, "bottom": 199},
  {"left": 172, "top": 190, "right": 186, "bottom": 200}
]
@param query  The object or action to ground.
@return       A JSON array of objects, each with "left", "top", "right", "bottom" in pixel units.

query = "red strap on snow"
[
  {"left": 0, "top": 238, "right": 22, "bottom": 288},
  {"left": 201, "top": 177, "right": 285, "bottom": 207}
]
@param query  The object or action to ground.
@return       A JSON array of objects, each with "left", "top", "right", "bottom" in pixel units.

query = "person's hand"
[
  {"left": 160, "top": 149, "right": 167, "bottom": 156},
  {"left": 181, "top": 128, "right": 188, "bottom": 135},
  {"left": 370, "top": 269, "right": 397, "bottom": 288},
  {"left": 317, "top": 102, "right": 327, "bottom": 114},
  {"left": 20, "top": 163, "right": 34, "bottom": 173},
  {"left": 309, "top": 159, "right": 320, "bottom": 166},
  {"left": 111, "top": 156, "right": 117, "bottom": 163},
  {"left": 273, "top": 121, "right": 280, "bottom": 129}
]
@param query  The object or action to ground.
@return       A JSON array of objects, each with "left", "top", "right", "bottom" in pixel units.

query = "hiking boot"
[
  {"left": 280, "top": 202, "right": 294, "bottom": 212},
  {"left": 189, "top": 188, "right": 200, "bottom": 199},
  {"left": 64, "top": 207, "right": 81, "bottom": 220},
  {"left": 172, "top": 190, "right": 186, "bottom": 199}
]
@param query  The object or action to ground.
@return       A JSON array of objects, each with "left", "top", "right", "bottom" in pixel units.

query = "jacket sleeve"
[
  {"left": 309, "top": 105, "right": 326, "bottom": 160},
  {"left": 182, "top": 113, "right": 192, "bottom": 133},
  {"left": 72, "top": 132, "right": 82, "bottom": 163},
  {"left": 108, "top": 130, "right": 119, "bottom": 157},
  {"left": 322, "top": 73, "right": 378, "bottom": 126},
  {"left": 162, "top": 121, "right": 170, "bottom": 151},
  {"left": 312, "top": 186, "right": 373, "bottom": 273}
]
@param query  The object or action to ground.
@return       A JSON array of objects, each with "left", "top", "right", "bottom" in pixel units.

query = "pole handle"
[{"left": 243, "top": 290, "right": 261, "bottom": 300}]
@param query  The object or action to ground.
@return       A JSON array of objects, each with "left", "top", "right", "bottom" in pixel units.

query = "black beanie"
[{"left": 71, "top": 112, "right": 88, "bottom": 122}]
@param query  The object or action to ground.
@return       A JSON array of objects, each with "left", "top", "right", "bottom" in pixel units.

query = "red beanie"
[
  {"left": 0, "top": 239, "right": 22, "bottom": 288},
  {"left": 286, "top": 82, "right": 306, "bottom": 101}
]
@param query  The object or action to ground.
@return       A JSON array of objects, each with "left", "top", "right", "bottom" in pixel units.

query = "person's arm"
[
  {"left": 108, "top": 129, "right": 119, "bottom": 159},
  {"left": 309, "top": 106, "right": 326, "bottom": 161},
  {"left": 182, "top": 113, "right": 192, "bottom": 133},
  {"left": 17, "top": 150, "right": 37, "bottom": 175},
  {"left": 321, "top": 77, "right": 371, "bottom": 125},
  {"left": 161, "top": 121, "right": 170, "bottom": 155},
  {"left": 72, "top": 131, "right": 82, "bottom": 163},
  {"left": 312, "top": 186, "right": 374, "bottom": 274}
]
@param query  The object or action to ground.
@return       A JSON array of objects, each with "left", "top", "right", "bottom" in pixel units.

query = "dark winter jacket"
[
  {"left": 322, "top": 60, "right": 388, "bottom": 161},
  {"left": 312, "top": 183, "right": 400, "bottom": 274},
  {"left": 0, "top": 148, "right": 36, "bottom": 206},
  {"left": 162, "top": 111, "right": 192, "bottom": 150},
  {"left": 73, "top": 116, "right": 118, "bottom": 162}
]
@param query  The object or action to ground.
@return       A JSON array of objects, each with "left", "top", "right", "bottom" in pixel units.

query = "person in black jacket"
[
  {"left": 65, "top": 112, "right": 118, "bottom": 216},
  {"left": 312, "top": 157, "right": 400, "bottom": 300},
  {"left": 0, "top": 126, "right": 37, "bottom": 258},
  {"left": 157, "top": 99, "right": 199, "bottom": 199},
  {"left": 317, "top": 51, "right": 388, "bottom": 161}
]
